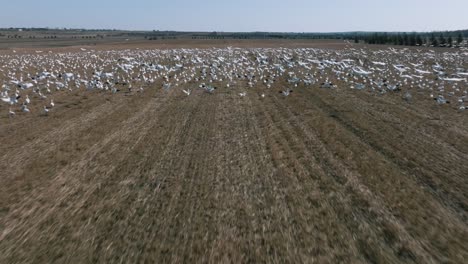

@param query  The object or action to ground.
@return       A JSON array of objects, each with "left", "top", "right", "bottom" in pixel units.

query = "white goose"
[
  {"left": 21, "top": 104, "right": 30, "bottom": 113},
  {"left": 280, "top": 89, "right": 293, "bottom": 96},
  {"left": 43, "top": 106, "right": 49, "bottom": 116}
]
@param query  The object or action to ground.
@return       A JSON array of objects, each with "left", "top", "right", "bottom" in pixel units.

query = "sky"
[{"left": 1, "top": 0, "right": 467, "bottom": 32}]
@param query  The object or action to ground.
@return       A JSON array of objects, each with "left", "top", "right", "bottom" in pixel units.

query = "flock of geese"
[{"left": 1, "top": 45, "right": 467, "bottom": 118}]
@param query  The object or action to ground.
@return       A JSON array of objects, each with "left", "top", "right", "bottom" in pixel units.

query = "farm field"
[{"left": 0, "top": 40, "right": 467, "bottom": 263}]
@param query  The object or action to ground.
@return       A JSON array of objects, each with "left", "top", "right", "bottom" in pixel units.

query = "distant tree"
[
  {"left": 416, "top": 34, "right": 423, "bottom": 46},
  {"left": 447, "top": 36, "right": 453, "bottom": 47},
  {"left": 457, "top": 33, "right": 463, "bottom": 44},
  {"left": 409, "top": 33, "right": 416, "bottom": 46},
  {"left": 430, "top": 34, "right": 438, "bottom": 46},
  {"left": 397, "top": 34, "right": 404, "bottom": 45},
  {"left": 354, "top": 35, "right": 359, "bottom": 43},
  {"left": 382, "top": 33, "right": 389, "bottom": 44},
  {"left": 439, "top": 34, "right": 446, "bottom": 46},
  {"left": 403, "top": 33, "right": 409, "bottom": 45}
]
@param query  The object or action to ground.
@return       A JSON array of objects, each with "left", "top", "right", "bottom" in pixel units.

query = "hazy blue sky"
[{"left": 1, "top": 0, "right": 467, "bottom": 32}]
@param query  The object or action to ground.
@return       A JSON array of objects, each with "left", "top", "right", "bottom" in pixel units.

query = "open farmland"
[{"left": 0, "top": 41, "right": 467, "bottom": 263}]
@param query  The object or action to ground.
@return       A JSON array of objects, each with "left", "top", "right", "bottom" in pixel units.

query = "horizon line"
[{"left": 1, "top": 27, "right": 468, "bottom": 34}]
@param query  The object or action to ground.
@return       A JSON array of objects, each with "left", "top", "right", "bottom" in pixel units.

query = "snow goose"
[
  {"left": 43, "top": 106, "right": 50, "bottom": 116},
  {"left": 8, "top": 108, "right": 15, "bottom": 117},
  {"left": 279, "top": 89, "right": 293, "bottom": 96}
]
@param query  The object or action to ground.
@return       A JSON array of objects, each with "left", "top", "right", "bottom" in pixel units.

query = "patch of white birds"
[{"left": 1, "top": 46, "right": 467, "bottom": 119}]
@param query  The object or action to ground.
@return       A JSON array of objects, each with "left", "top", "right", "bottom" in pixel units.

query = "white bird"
[
  {"left": 25, "top": 95, "right": 31, "bottom": 104},
  {"left": 321, "top": 82, "right": 334, "bottom": 88},
  {"left": 204, "top": 86, "right": 216, "bottom": 94},
  {"left": 435, "top": 95, "right": 449, "bottom": 104},
  {"left": 49, "top": 99, "right": 55, "bottom": 108},
  {"left": 280, "top": 89, "right": 293, "bottom": 96},
  {"left": 183, "top": 89, "right": 191, "bottom": 96},
  {"left": 1, "top": 96, "right": 11, "bottom": 104},
  {"left": 403, "top": 92, "right": 412, "bottom": 102},
  {"left": 43, "top": 106, "right": 49, "bottom": 116},
  {"left": 163, "top": 83, "right": 171, "bottom": 90},
  {"left": 21, "top": 104, "right": 30, "bottom": 113},
  {"left": 8, "top": 108, "right": 15, "bottom": 117},
  {"left": 239, "top": 92, "right": 246, "bottom": 97}
]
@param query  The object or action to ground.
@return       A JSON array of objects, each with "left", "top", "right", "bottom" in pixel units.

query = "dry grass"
[{"left": 0, "top": 41, "right": 467, "bottom": 263}]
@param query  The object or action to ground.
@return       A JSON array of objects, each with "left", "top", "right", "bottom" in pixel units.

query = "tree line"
[{"left": 352, "top": 31, "right": 467, "bottom": 47}]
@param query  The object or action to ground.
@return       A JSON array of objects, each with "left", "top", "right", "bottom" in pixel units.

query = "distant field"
[
  {"left": 0, "top": 40, "right": 467, "bottom": 263},
  {"left": 0, "top": 35, "right": 350, "bottom": 51}
]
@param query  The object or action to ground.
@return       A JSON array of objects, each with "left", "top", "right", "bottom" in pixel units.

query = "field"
[{"left": 0, "top": 39, "right": 467, "bottom": 263}]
